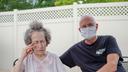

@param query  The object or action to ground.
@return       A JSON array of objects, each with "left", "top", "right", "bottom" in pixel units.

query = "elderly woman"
[{"left": 12, "top": 21, "right": 66, "bottom": 72}]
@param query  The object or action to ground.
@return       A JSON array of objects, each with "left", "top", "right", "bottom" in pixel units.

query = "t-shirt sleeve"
[
  {"left": 106, "top": 36, "right": 123, "bottom": 61},
  {"left": 60, "top": 48, "right": 76, "bottom": 68}
]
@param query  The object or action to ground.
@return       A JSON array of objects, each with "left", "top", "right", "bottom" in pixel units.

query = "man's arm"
[
  {"left": 97, "top": 53, "right": 119, "bottom": 72},
  {"left": 60, "top": 48, "right": 76, "bottom": 68}
]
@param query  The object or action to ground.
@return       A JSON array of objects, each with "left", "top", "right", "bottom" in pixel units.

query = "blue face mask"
[{"left": 80, "top": 26, "right": 96, "bottom": 40}]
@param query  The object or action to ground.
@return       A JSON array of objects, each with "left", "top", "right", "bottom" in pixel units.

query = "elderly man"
[{"left": 60, "top": 15, "right": 126, "bottom": 72}]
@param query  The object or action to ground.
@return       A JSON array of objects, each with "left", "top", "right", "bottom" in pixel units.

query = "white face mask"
[{"left": 80, "top": 26, "right": 96, "bottom": 40}]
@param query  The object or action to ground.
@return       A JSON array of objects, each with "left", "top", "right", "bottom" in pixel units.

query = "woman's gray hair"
[{"left": 24, "top": 21, "right": 51, "bottom": 45}]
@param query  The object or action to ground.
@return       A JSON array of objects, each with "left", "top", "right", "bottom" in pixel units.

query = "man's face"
[
  {"left": 79, "top": 17, "right": 98, "bottom": 40},
  {"left": 31, "top": 31, "right": 47, "bottom": 55}
]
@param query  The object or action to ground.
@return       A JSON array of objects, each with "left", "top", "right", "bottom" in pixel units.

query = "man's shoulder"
[
  {"left": 98, "top": 35, "right": 113, "bottom": 37},
  {"left": 71, "top": 40, "right": 83, "bottom": 48},
  {"left": 65, "top": 40, "right": 84, "bottom": 53},
  {"left": 98, "top": 35, "right": 115, "bottom": 40}
]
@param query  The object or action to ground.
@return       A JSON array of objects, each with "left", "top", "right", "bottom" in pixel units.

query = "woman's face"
[{"left": 31, "top": 31, "right": 47, "bottom": 55}]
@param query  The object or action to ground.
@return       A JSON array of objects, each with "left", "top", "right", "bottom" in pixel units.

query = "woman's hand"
[
  {"left": 12, "top": 42, "right": 36, "bottom": 72},
  {"left": 19, "top": 42, "right": 36, "bottom": 61}
]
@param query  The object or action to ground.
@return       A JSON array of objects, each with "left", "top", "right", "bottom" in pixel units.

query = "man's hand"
[{"left": 97, "top": 53, "right": 119, "bottom": 72}]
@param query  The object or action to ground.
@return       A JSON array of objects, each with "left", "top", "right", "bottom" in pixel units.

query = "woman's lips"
[{"left": 38, "top": 50, "right": 44, "bottom": 51}]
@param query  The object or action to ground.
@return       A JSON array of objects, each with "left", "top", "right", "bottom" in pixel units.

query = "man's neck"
[{"left": 85, "top": 36, "right": 97, "bottom": 45}]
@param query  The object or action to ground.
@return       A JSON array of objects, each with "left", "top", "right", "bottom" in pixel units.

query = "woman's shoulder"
[{"left": 47, "top": 51, "right": 59, "bottom": 59}]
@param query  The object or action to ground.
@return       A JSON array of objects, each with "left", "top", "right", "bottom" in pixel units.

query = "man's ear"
[
  {"left": 96, "top": 23, "right": 98, "bottom": 31},
  {"left": 78, "top": 28, "right": 81, "bottom": 32}
]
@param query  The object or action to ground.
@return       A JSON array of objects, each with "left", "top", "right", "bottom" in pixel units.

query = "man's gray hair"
[
  {"left": 24, "top": 21, "right": 51, "bottom": 45},
  {"left": 80, "top": 14, "right": 96, "bottom": 24}
]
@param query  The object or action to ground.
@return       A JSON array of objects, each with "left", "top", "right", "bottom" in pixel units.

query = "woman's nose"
[{"left": 38, "top": 42, "right": 44, "bottom": 48}]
